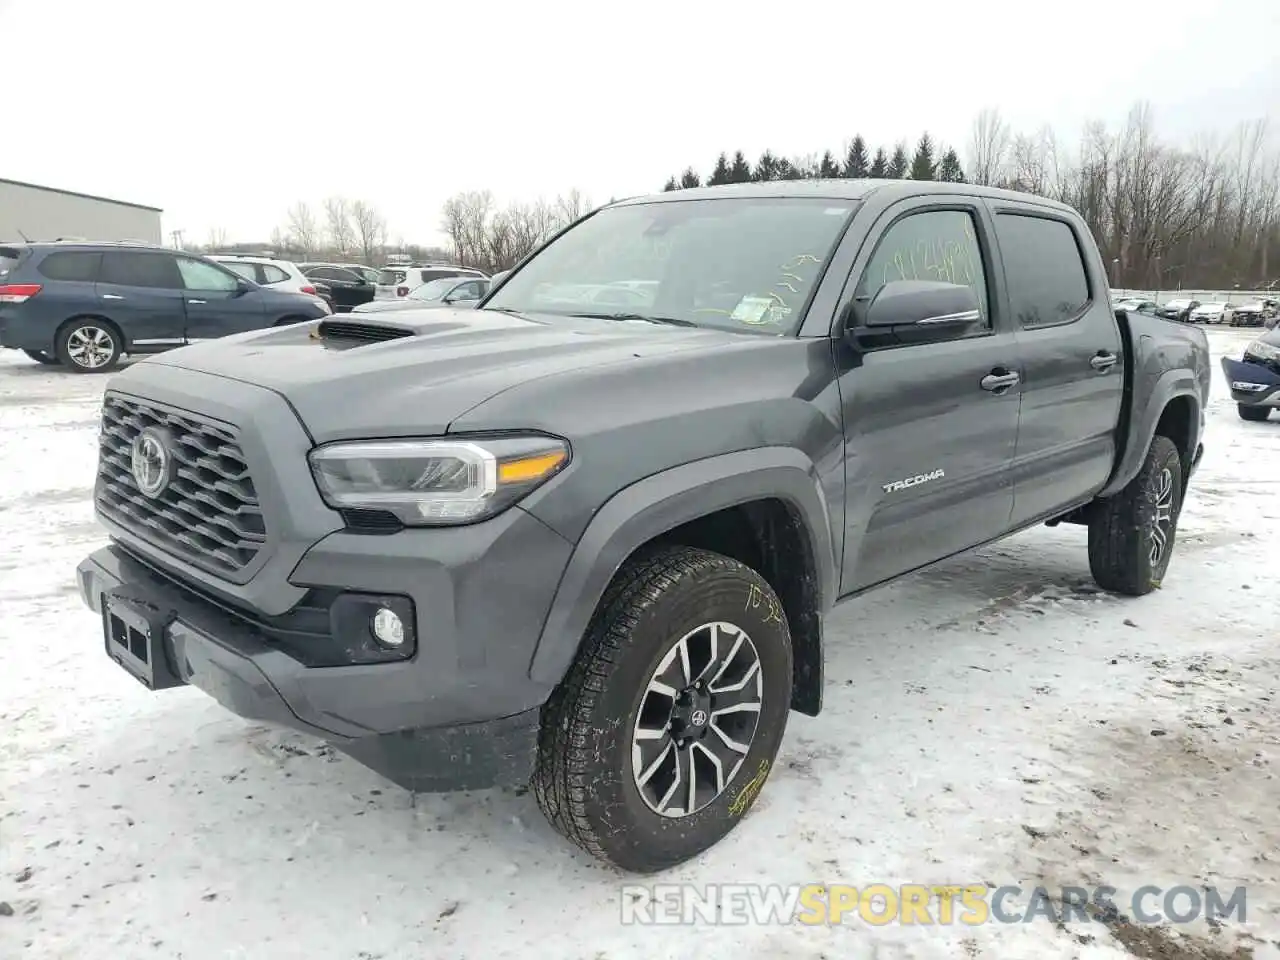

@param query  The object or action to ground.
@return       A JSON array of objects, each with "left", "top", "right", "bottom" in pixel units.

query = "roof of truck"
[{"left": 614, "top": 178, "right": 1075, "bottom": 212}]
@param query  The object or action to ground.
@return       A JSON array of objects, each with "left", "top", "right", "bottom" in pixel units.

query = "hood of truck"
[{"left": 131, "top": 307, "right": 744, "bottom": 442}]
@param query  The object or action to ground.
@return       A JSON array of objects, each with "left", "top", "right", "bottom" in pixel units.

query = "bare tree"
[
  {"left": 206, "top": 227, "right": 228, "bottom": 250},
  {"left": 324, "top": 196, "right": 355, "bottom": 254},
  {"left": 968, "top": 108, "right": 1011, "bottom": 187},
  {"left": 284, "top": 201, "right": 320, "bottom": 256},
  {"left": 350, "top": 200, "right": 388, "bottom": 266},
  {"left": 440, "top": 190, "right": 494, "bottom": 268},
  {"left": 555, "top": 189, "right": 591, "bottom": 225}
]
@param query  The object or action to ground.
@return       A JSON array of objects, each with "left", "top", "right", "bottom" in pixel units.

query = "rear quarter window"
[
  {"left": 261, "top": 264, "right": 290, "bottom": 283},
  {"left": 38, "top": 251, "right": 103, "bottom": 282},
  {"left": 379, "top": 269, "right": 406, "bottom": 284},
  {"left": 0, "top": 246, "right": 25, "bottom": 277},
  {"left": 995, "top": 214, "right": 1090, "bottom": 328}
]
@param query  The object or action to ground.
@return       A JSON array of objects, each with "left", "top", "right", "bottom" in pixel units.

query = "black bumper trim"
[{"left": 77, "top": 546, "right": 541, "bottom": 792}]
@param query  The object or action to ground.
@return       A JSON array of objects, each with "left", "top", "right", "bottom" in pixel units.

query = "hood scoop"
[{"left": 315, "top": 318, "right": 415, "bottom": 344}]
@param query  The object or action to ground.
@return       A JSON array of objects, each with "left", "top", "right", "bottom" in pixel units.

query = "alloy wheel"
[
  {"left": 631, "top": 621, "right": 763, "bottom": 818},
  {"left": 1148, "top": 467, "right": 1175, "bottom": 566},
  {"left": 66, "top": 326, "right": 116, "bottom": 369}
]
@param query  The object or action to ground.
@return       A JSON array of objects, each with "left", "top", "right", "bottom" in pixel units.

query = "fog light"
[{"left": 370, "top": 607, "right": 405, "bottom": 648}]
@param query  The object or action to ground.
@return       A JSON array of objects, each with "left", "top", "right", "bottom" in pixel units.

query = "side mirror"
[
  {"left": 859, "top": 280, "right": 981, "bottom": 330},
  {"left": 234, "top": 277, "right": 252, "bottom": 296}
]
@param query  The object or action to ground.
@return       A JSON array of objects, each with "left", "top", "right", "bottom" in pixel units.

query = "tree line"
[
  {"left": 661, "top": 133, "right": 966, "bottom": 190},
  {"left": 968, "top": 105, "right": 1278, "bottom": 290},
  {"left": 659, "top": 104, "right": 1279, "bottom": 291}
]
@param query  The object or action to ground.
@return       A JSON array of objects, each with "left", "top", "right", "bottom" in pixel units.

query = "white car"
[
  {"left": 210, "top": 255, "right": 322, "bottom": 298},
  {"left": 374, "top": 263, "right": 487, "bottom": 300},
  {"left": 1189, "top": 301, "right": 1232, "bottom": 324}
]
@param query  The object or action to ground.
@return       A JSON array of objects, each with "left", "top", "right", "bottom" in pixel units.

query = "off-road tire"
[
  {"left": 533, "top": 545, "right": 792, "bottom": 873},
  {"left": 1237, "top": 404, "right": 1271, "bottom": 422},
  {"left": 55, "top": 320, "right": 122, "bottom": 373},
  {"left": 22, "top": 349, "right": 59, "bottom": 365},
  {"left": 1088, "top": 435, "right": 1183, "bottom": 596}
]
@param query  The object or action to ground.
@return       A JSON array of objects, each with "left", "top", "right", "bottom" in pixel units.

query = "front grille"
[{"left": 97, "top": 395, "right": 266, "bottom": 576}]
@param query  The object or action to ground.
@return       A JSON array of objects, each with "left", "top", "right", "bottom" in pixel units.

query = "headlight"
[
  {"left": 308, "top": 434, "right": 570, "bottom": 526},
  {"left": 1246, "top": 340, "right": 1280, "bottom": 361}
]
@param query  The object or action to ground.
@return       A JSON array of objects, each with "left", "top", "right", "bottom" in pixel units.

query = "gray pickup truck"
[{"left": 77, "top": 180, "right": 1210, "bottom": 872}]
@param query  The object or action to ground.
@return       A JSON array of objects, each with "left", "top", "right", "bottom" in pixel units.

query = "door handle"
[
  {"left": 101, "top": 294, "right": 124, "bottom": 300},
  {"left": 188, "top": 299, "right": 207, "bottom": 305},
  {"left": 1090, "top": 352, "right": 1118, "bottom": 372},
  {"left": 980, "top": 369, "right": 1021, "bottom": 393}
]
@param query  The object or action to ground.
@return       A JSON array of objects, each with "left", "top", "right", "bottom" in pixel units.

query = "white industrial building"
[{"left": 0, "top": 177, "right": 162, "bottom": 244}]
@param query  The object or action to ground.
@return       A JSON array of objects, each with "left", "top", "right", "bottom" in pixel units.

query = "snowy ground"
[{"left": 1, "top": 329, "right": 1277, "bottom": 960}]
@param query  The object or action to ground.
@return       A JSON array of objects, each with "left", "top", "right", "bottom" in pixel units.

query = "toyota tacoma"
[{"left": 77, "top": 180, "right": 1210, "bottom": 872}]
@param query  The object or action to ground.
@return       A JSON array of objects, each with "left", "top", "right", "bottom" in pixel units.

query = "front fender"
[
  {"left": 1099, "top": 366, "right": 1202, "bottom": 498},
  {"left": 528, "top": 446, "right": 837, "bottom": 686}
]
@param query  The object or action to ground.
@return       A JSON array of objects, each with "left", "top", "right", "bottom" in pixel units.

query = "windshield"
[
  {"left": 409, "top": 278, "right": 457, "bottom": 301},
  {"left": 1199, "top": 302, "right": 1226, "bottom": 310},
  {"left": 1164, "top": 300, "right": 1190, "bottom": 308},
  {"left": 482, "top": 197, "right": 857, "bottom": 334}
]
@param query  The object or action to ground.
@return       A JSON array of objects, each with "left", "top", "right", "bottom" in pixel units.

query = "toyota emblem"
[
  {"left": 690, "top": 709, "right": 708, "bottom": 727},
  {"left": 130, "top": 429, "right": 172, "bottom": 498}
]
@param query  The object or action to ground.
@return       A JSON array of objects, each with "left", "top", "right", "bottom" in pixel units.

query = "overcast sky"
[{"left": 3, "top": 0, "right": 1277, "bottom": 248}]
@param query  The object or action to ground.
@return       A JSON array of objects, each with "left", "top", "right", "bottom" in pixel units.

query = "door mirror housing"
[{"left": 859, "top": 279, "right": 981, "bottom": 329}]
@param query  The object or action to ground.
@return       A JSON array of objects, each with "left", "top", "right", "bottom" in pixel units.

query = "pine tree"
[
  {"left": 818, "top": 150, "right": 841, "bottom": 179},
  {"left": 842, "top": 136, "right": 870, "bottom": 178},
  {"left": 707, "top": 153, "right": 732, "bottom": 186},
  {"left": 887, "top": 143, "right": 909, "bottom": 179},
  {"left": 753, "top": 150, "right": 781, "bottom": 182},
  {"left": 679, "top": 167, "right": 702, "bottom": 189},
  {"left": 662, "top": 176, "right": 679, "bottom": 192},
  {"left": 728, "top": 150, "right": 752, "bottom": 183},
  {"left": 777, "top": 158, "right": 805, "bottom": 180},
  {"left": 909, "top": 133, "right": 937, "bottom": 180},
  {"left": 937, "top": 148, "right": 967, "bottom": 183},
  {"left": 868, "top": 148, "right": 889, "bottom": 179}
]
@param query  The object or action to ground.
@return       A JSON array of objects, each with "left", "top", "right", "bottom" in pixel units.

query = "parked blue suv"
[{"left": 0, "top": 241, "right": 331, "bottom": 372}]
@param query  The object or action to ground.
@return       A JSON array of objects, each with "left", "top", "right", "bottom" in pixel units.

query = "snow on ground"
[{"left": 1, "top": 329, "right": 1278, "bottom": 960}]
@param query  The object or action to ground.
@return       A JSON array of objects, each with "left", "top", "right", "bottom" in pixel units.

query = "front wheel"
[
  {"left": 533, "top": 546, "right": 792, "bottom": 872},
  {"left": 1238, "top": 404, "right": 1271, "bottom": 422},
  {"left": 56, "top": 321, "right": 122, "bottom": 373},
  {"left": 1088, "top": 435, "right": 1183, "bottom": 596},
  {"left": 22, "top": 349, "right": 60, "bottom": 365}
]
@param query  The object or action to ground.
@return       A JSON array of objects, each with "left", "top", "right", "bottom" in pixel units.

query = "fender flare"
[
  {"left": 1098, "top": 367, "right": 1201, "bottom": 498},
  {"left": 528, "top": 447, "right": 838, "bottom": 686}
]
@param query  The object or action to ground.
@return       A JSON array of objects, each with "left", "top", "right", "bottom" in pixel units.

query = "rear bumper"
[{"left": 77, "top": 544, "right": 546, "bottom": 792}]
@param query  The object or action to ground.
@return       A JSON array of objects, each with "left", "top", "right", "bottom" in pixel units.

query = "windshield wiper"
[{"left": 569, "top": 312, "right": 699, "bottom": 327}]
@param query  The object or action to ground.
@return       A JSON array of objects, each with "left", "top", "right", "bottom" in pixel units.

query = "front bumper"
[
  {"left": 1222, "top": 356, "right": 1280, "bottom": 407},
  {"left": 78, "top": 507, "right": 573, "bottom": 791}
]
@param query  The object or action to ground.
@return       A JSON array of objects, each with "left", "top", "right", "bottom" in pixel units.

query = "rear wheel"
[
  {"left": 56, "top": 321, "right": 122, "bottom": 373},
  {"left": 1088, "top": 435, "right": 1183, "bottom": 596},
  {"left": 533, "top": 546, "right": 792, "bottom": 872},
  {"left": 22, "top": 349, "right": 60, "bottom": 366},
  {"left": 1238, "top": 404, "right": 1271, "bottom": 422}
]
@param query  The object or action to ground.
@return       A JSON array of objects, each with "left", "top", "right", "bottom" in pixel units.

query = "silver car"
[{"left": 353, "top": 275, "right": 490, "bottom": 313}]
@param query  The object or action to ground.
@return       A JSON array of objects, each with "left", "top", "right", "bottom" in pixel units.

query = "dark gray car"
[
  {"left": 0, "top": 242, "right": 329, "bottom": 371},
  {"left": 77, "top": 180, "right": 1209, "bottom": 871}
]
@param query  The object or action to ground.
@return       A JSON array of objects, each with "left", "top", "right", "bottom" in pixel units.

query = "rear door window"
[
  {"left": 220, "top": 261, "right": 260, "bottom": 283},
  {"left": 38, "top": 251, "right": 102, "bottom": 282},
  {"left": 994, "top": 214, "right": 1091, "bottom": 328},
  {"left": 100, "top": 251, "right": 183, "bottom": 289}
]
